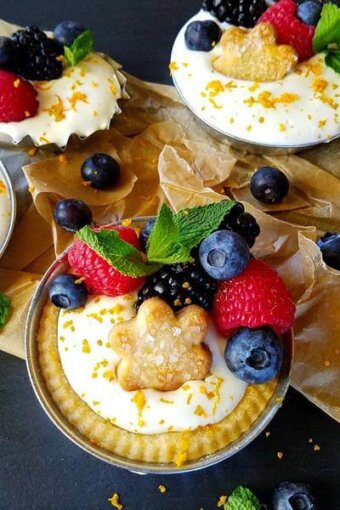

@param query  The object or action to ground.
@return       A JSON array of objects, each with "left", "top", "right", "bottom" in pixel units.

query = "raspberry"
[
  {"left": 213, "top": 259, "right": 295, "bottom": 336},
  {"left": 0, "top": 71, "right": 39, "bottom": 122},
  {"left": 258, "top": 0, "right": 315, "bottom": 61},
  {"left": 68, "top": 226, "right": 145, "bottom": 296}
]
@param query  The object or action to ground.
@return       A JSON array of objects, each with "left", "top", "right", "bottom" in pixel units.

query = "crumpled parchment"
[{"left": 0, "top": 72, "right": 339, "bottom": 423}]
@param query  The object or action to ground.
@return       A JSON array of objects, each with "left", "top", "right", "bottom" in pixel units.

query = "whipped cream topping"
[
  {"left": 171, "top": 10, "right": 340, "bottom": 147},
  {"left": 57, "top": 294, "right": 247, "bottom": 434},
  {"left": 0, "top": 177, "right": 11, "bottom": 250},
  {"left": 0, "top": 20, "right": 127, "bottom": 147}
]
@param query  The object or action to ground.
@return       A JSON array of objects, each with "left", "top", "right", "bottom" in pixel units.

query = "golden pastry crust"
[
  {"left": 110, "top": 297, "right": 211, "bottom": 391},
  {"left": 213, "top": 23, "right": 298, "bottom": 82},
  {"left": 37, "top": 302, "right": 277, "bottom": 466}
]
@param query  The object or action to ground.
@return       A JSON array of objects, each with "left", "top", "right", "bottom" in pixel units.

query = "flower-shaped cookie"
[
  {"left": 213, "top": 23, "right": 298, "bottom": 82},
  {"left": 110, "top": 297, "right": 211, "bottom": 391}
]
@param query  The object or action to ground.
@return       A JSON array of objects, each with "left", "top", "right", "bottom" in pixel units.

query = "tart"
[
  {"left": 170, "top": 1, "right": 340, "bottom": 149},
  {"left": 34, "top": 201, "right": 295, "bottom": 467},
  {"left": 0, "top": 19, "right": 127, "bottom": 148}
]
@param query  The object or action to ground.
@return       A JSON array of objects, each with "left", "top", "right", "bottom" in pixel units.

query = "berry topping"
[
  {"left": 219, "top": 202, "right": 260, "bottom": 248},
  {"left": 0, "top": 37, "right": 17, "bottom": 68},
  {"left": 81, "top": 153, "right": 121, "bottom": 190},
  {"left": 199, "top": 230, "right": 250, "bottom": 280},
  {"left": 49, "top": 274, "right": 88, "bottom": 310},
  {"left": 317, "top": 232, "right": 340, "bottom": 270},
  {"left": 250, "top": 166, "right": 290, "bottom": 204},
  {"left": 136, "top": 259, "right": 218, "bottom": 312},
  {"left": 53, "top": 20, "right": 86, "bottom": 47},
  {"left": 224, "top": 327, "right": 283, "bottom": 383},
  {"left": 213, "top": 258, "right": 295, "bottom": 336},
  {"left": 0, "top": 71, "right": 39, "bottom": 123},
  {"left": 139, "top": 218, "right": 156, "bottom": 252},
  {"left": 184, "top": 20, "right": 222, "bottom": 51},
  {"left": 272, "top": 482, "right": 317, "bottom": 510},
  {"left": 9, "top": 26, "right": 63, "bottom": 81},
  {"left": 53, "top": 199, "right": 93, "bottom": 233},
  {"left": 202, "top": 0, "right": 267, "bottom": 28},
  {"left": 258, "top": 0, "right": 315, "bottom": 61},
  {"left": 68, "top": 226, "right": 145, "bottom": 296},
  {"left": 297, "top": 1, "right": 322, "bottom": 26}
]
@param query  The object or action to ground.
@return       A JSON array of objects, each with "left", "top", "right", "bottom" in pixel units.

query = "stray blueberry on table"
[
  {"left": 53, "top": 198, "right": 92, "bottom": 232},
  {"left": 224, "top": 327, "right": 283, "bottom": 384},
  {"left": 272, "top": 481, "right": 317, "bottom": 510},
  {"left": 199, "top": 230, "right": 250, "bottom": 280},
  {"left": 53, "top": 20, "right": 86, "bottom": 47},
  {"left": 316, "top": 232, "right": 340, "bottom": 271},
  {"left": 250, "top": 166, "right": 289, "bottom": 204},
  {"left": 81, "top": 153, "right": 121, "bottom": 190},
  {"left": 184, "top": 20, "right": 221, "bottom": 51},
  {"left": 297, "top": 1, "right": 322, "bottom": 26},
  {"left": 49, "top": 274, "right": 88, "bottom": 309}
]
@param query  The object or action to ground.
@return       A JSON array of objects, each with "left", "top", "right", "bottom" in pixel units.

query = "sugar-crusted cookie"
[{"left": 110, "top": 297, "right": 211, "bottom": 391}]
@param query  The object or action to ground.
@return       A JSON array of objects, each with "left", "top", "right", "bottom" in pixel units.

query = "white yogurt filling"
[
  {"left": 0, "top": 178, "right": 11, "bottom": 248},
  {"left": 57, "top": 294, "right": 247, "bottom": 434},
  {"left": 171, "top": 10, "right": 340, "bottom": 146}
]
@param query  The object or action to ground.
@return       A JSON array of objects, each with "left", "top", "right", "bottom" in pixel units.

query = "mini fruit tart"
[
  {"left": 0, "top": 19, "right": 128, "bottom": 148},
  {"left": 32, "top": 200, "right": 295, "bottom": 468},
  {"left": 171, "top": 1, "right": 340, "bottom": 149}
]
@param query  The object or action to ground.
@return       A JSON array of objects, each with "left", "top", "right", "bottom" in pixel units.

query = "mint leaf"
[
  {"left": 64, "top": 30, "right": 94, "bottom": 67},
  {"left": 147, "top": 204, "right": 189, "bottom": 264},
  {"left": 313, "top": 4, "right": 340, "bottom": 53},
  {"left": 147, "top": 201, "right": 236, "bottom": 265},
  {"left": 174, "top": 201, "right": 235, "bottom": 249},
  {"left": 325, "top": 50, "right": 340, "bottom": 73},
  {"left": 76, "top": 226, "right": 160, "bottom": 277},
  {"left": 0, "top": 292, "right": 10, "bottom": 328},
  {"left": 225, "top": 486, "right": 261, "bottom": 510}
]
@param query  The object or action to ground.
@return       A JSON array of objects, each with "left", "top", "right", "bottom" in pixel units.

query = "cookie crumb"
[
  {"left": 314, "top": 444, "right": 321, "bottom": 452},
  {"left": 277, "top": 451, "right": 284, "bottom": 460},
  {"left": 265, "top": 431, "right": 271, "bottom": 438},
  {"left": 308, "top": 438, "right": 313, "bottom": 443},
  {"left": 158, "top": 485, "right": 167, "bottom": 494},
  {"left": 108, "top": 493, "right": 123, "bottom": 509}
]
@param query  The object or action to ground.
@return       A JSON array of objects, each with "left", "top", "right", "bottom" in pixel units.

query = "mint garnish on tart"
[
  {"left": 76, "top": 201, "right": 236, "bottom": 277},
  {"left": 313, "top": 3, "right": 340, "bottom": 74},
  {"left": 64, "top": 30, "right": 94, "bottom": 67},
  {"left": 0, "top": 292, "right": 10, "bottom": 328}
]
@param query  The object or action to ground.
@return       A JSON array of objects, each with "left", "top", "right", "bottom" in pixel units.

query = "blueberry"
[
  {"left": 0, "top": 37, "right": 16, "bottom": 68},
  {"left": 184, "top": 20, "right": 221, "bottom": 52},
  {"left": 139, "top": 219, "right": 156, "bottom": 252},
  {"left": 49, "top": 274, "right": 88, "bottom": 309},
  {"left": 54, "top": 198, "right": 92, "bottom": 232},
  {"left": 317, "top": 232, "right": 340, "bottom": 270},
  {"left": 199, "top": 230, "right": 250, "bottom": 280},
  {"left": 272, "top": 482, "right": 317, "bottom": 510},
  {"left": 250, "top": 166, "right": 289, "bottom": 204},
  {"left": 81, "top": 153, "right": 121, "bottom": 190},
  {"left": 297, "top": 1, "right": 322, "bottom": 26},
  {"left": 224, "top": 327, "right": 283, "bottom": 384},
  {"left": 53, "top": 20, "right": 86, "bottom": 47}
]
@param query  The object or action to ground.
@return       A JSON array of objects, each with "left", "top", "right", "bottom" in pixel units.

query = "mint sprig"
[
  {"left": 64, "top": 30, "right": 94, "bottom": 67},
  {"left": 325, "top": 50, "right": 340, "bottom": 73},
  {"left": 76, "top": 201, "right": 235, "bottom": 277},
  {"left": 225, "top": 486, "right": 261, "bottom": 510},
  {"left": 0, "top": 292, "right": 10, "bottom": 328},
  {"left": 313, "top": 4, "right": 340, "bottom": 53},
  {"left": 147, "top": 201, "right": 235, "bottom": 265},
  {"left": 76, "top": 226, "right": 160, "bottom": 278}
]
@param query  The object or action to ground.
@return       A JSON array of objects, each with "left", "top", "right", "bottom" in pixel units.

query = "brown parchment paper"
[{"left": 0, "top": 72, "right": 339, "bottom": 422}]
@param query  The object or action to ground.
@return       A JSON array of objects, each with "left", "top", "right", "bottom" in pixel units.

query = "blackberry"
[
  {"left": 10, "top": 26, "right": 63, "bottom": 81},
  {"left": 202, "top": 0, "right": 267, "bottom": 28},
  {"left": 219, "top": 202, "right": 260, "bottom": 248},
  {"left": 136, "top": 260, "right": 218, "bottom": 312}
]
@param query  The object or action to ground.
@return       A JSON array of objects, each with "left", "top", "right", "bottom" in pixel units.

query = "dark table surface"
[{"left": 0, "top": 1, "right": 339, "bottom": 509}]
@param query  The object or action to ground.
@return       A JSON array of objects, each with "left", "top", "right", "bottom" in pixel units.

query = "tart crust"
[{"left": 37, "top": 302, "right": 276, "bottom": 465}]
